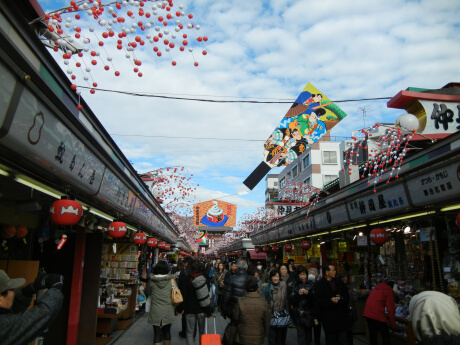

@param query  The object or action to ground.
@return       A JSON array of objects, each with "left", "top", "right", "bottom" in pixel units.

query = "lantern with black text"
[
  {"left": 50, "top": 198, "right": 83, "bottom": 226},
  {"left": 262, "top": 245, "right": 269, "bottom": 253},
  {"left": 301, "top": 240, "right": 312, "bottom": 251},
  {"left": 284, "top": 243, "right": 293, "bottom": 252},
  {"left": 107, "top": 221, "right": 127, "bottom": 238},
  {"left": 370, "top": 228, "right": 388, "bottom": 245},
  {"left": 133, "top": 232, "right": 147, "bottom": 245},
  {"left": 157, "top": 241, "right": 166, "bottom": 250},
  {"left": 254, "top": 246, "right": 260, "bottom": 253},
  {"left": 147, "top": 237, "right": 158, "bottom": 248},
  {"left": 271, "top": 245, "right": 280, "bottom": 253},
  {"left": 164, "top": 244, "right": 171, "bottom": 251}
]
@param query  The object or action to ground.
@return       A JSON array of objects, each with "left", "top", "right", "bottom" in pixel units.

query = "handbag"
[
  {"left": 171, "top": 278, "right": 183, "bottom": 307},
  {"left": 270, "top": 309, "right": 292, "bottom": 327},
  {"left": 145, "top": 296, "right": 152, "bottom": 312},
  {"left": 222, "top": 321, "right": 237, "bottom": 345}
]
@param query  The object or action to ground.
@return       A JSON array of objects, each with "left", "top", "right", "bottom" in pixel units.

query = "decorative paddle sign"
[
  {"left": 133, "top": 232, "right": 147, "bottom": 245},
  {"left": 107, "top": 221, "right": 127, "bottom": 238},
  {"left": 50, "top": 198, "right": 83, "bottom": 226}
]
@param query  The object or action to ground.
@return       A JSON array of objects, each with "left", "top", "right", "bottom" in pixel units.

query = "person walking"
[
  {"left": 409, "top": 290, "right": 460, "bottom": 345},
  {"left": 0, "top": 270, "right": 63, "bottom": 345},
  {"left": 289, "top": 265, "right": 316, "bottom": 345},
  {"left": 339, "top": 271, "right": 359, "bottom": 345},
  {"left": 213, "top": 262, "right": 227, "bottom": 310},
  {"left": 221, "top": 259, "right": 249, "bottom": 321},
  {"left": 263, "top": 269, "right": 290, "bottom": 345},
  {"left": 308, "top": 267, "right": 322, "bottom": 344},
  {"left": 233, "top": 278, "right": 270, "bottom": 345},
  {"left": 362, "top": 280, "right": 396, "bottom": 345},
  {"left": 177, "top": 260, "right": 213, "bottom": 345},
  {"left": 314, "top": 263, "right": 349, "bottom": 345},
  {"left": 178, "top": 256, "right": 194, "bottom": 338},
  {"left": 279, "top": 263, "right": 292, "bottom": 284},
  {"left": 146, "top": 261, "right": 175, "bottom": 345}
]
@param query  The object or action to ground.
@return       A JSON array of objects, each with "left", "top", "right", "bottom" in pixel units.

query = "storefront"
[{"left": 0, "top": 1, "right": 191, "bottom": 344}]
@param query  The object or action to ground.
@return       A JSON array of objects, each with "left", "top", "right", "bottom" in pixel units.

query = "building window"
[
  {"left": 292, "top": 165, "right": 298, "bottom": 178},
  {"left": 303, "top": 154, "right": 311, "bottom": 170},
  {"left": 280, "top": 177, "right": 286, "bottom": 188},
  {"left": 323, "top": 175, "right": 337, "bottom": 184},
  {"left": 303, "top": 177, "right": 311, "bottom": 186},
  {"left": 323, "top": 151, "right": 337, "bottom": 164},
  {"left": 274, "top": 182, "right": 278, "bottom": 186}
]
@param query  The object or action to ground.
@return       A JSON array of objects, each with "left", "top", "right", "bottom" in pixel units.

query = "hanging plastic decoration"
[
  {"left": 133, "top": 232, "right": 147, "bottom": 244},
  {"left": 271, "top": 244, "right": 280, "bottom": 253},
  {"left": 262, "top": 245, "right": 269, "bottom": 253},
  {"left": 1, "top": 225, "right": 17, "bottom": 239},
  {"left": 16, "top": 226, "right": 28, "bottom": 238},
  {"left": 36, "top": 0, "right": 209, "bottom": 97},
  {"left": 50, "top": 197, "right": 83, "bottom": 226},
  {"left": 301, "top": 240, "right": 312, "bottom": 251},
  {"left": 107, "top": 221, "right": 127, "bottom": 238},
  {"left": 57, "top": 234, "right": 68, "bottom": 250},
  {"left": 284, "top": 243, "right": 293, "bottom": 252},
  {"left": 157, "top": 241, "right": 166, "bottom": 250},
  {"left": 254, "top": 246, "right": 260, "bottom": 253},
  {"left": 164, "top": 243, "right": 170, "bottom": 251},
  {"left": 146, "top": 237, "right": 158, "bottom": 248},
  {"left": 370, "top": 228, "right": 389, "bottom": 245}
]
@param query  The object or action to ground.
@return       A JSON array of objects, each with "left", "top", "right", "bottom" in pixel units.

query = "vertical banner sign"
[
  {"left": 243, "top": 82, "right": 347, "bottom": 190},
  {"left": 196, "top": 230, "right": 208, "bottom": 247}
]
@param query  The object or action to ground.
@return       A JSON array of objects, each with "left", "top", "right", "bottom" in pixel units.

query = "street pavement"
[{"left": 108, "top": 310, "right": 369, "bottom": 345}]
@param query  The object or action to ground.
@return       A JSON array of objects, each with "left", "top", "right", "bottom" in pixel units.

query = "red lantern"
[
  {"left": 16, "top": 226, "right": 28, "bottom": 238},
  {"left": 107, "top": 221, "right": 127, "bottom": 238},
  {"left": 164, "top": 244, "right": 171, "bottom": 251},
  {"left": 262, "top": 246, "right": 269, "bottom": 252},
  {"left": 284, "top": 243, "right": 293, "bottom": 252},
  {"left": 133, "top": 232, "right": 147, "bottom": 245},
  {"left": 456, "top": 213, "right": 460, "bottom": 230},
  {"left": 271, "top": 245, "right": 280, "bottom": 253},
  {"left": 2, "top": 225, "right": 17, "bottom": 238},
  {"left": 49, "top": 198, "right": 83, "bottom": 226},
  {"left": 147, "top": 237, "right": 158, "bottom": 248},
  {"left": 157, "top": 241, "right": 166, "bottom": 250},
  {"left": 301, "top": 240, "right": 312, "bottom": 251},
  {"left": 370, "top": 228, "right": 389, "bottom": 245},
  {"left": 254, "top": 247, "right": 260, "bottom": 253}
]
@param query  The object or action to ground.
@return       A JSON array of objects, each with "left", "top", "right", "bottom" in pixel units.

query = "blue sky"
[{"left": 38, "top": 0, "right": 460, "bottom": 226}]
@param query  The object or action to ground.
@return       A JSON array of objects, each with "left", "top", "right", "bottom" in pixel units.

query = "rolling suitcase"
[{"left": 201, "top": 316, "right": 222, "bottom": 345}]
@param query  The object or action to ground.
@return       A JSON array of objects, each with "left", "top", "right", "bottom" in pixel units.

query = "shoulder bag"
[{"left": 171, "top": 278, "right": 183, "bottom": 306}]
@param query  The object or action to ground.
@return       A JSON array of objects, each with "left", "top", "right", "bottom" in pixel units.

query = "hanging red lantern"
[
  {"left": 254, "top": 246, "right": 260, "bottom": 253},
  {"left": 16, "top": 226, "right": 28, "bottom": 238},
  {"left": 284, "top": 243, "right": 293, "bottom": 252},
  {"left": 456, "top": 213, "right": 460, "bottom": 230},
  {"left": 133, "top": 232, "right": 147, "bottom": 245},
  {"left": 301, "top": 240, "right": 312, "bottom": 251},
  {"left": 147, "top": 237, "right": 158, "bottom": 248},
  {"left": 262, "top": 245, "right": 269, "bottom": 252},
  {"left": 164, "top": 244, "right": 171, "bottom": 251},
  {"left": 2, "top": 225, "right": 17, "bottom": 238},
  {"left": 157, "top": 241, "right": 166, "bottom": 250},
  {"left": 271, "top": 245, "right": 280, "bottom": 253},
  {"left": 107, "top": 221, "right": 127, "bottom": 238},
  {"left": 49, "top": 198, "right": 83, "bottom": 226},
  {"left": 370, "top": 228, "right": 389, "bottom": 245}
]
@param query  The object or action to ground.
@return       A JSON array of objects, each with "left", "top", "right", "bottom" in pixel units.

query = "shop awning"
[{"left": 247, "top": 250, "right": 267, "bottom": 260}]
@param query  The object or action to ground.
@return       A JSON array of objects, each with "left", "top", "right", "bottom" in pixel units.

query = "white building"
[{"left": 265, "top": 174, "right": 279, "bottom": 203}]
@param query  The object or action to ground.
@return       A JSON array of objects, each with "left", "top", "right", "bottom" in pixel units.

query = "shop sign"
[
  {"left": 270, "top": 203, "right": 304, "bottom": 218},
  {"left": 338, "top": 242, "right": 347, "bottom": 252},
  {"left": 0, "top": 88, "right": 104, "bottom": 194},
  {"left": 357, "top": 235, "right": 368, "bottom": 246},
  {"left": 133, "top": 199, "right": 152, "bottom": 226},
  {"left": 315, "top": 204, "right": 349, "bottom": 229},
  {"left": 97, "top": 170, "right": 135, "bottom": 215},
  {"left": 418, "top": 100, "right": 460, "bottom": 135},
  {"left": 406, "top": 162, "right": 460, "bottom": 206},
  {"left": 307, "top": 244, "right": 321, "bottom": 258},
  {"left": 268, "top": 229, "right": 280, "bottom": 241},
  {"left": 419, "top": 227, "right": 435, "bottom": 242},
  {"left": 283, "top": 255, "right": 307, "bottom": 264},
  {"left": 347, "top": 185, "right": 410, "bottom": 221}
]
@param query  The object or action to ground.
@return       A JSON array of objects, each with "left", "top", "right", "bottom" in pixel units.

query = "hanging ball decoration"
[
  {"left": 16, "top": 226, "right": 28, "bottom": 238},
  {"left": 370, "top": 228, "right": 389, "bottom": 245},
  {"left": 133, "top": 232, "right": 147, "bottom": 245},
  {"left": 394, "top": 113, "right": 419, "bottom": 132},
  {"left": 50, "top": 198, "right": 83, "bottom": 226},
  {"left": 147, "top": 237, "right": 158, "bottom": 248},
  {"left": 271, "top": 244, "right": 280, "bottom": 253},
  {"left": 262, "top": 245, "right": 269, "bottom": 253},
  {"left": 284, "top": 243, "right": 293, "bottom": 252},
  {"left": 157, "top": 241, "right": 166, "bottom": 250},
  {"left": 2, "top": 225, "right": 17, "bottom": 238},
  {"left": 301, "top": 240, "right": 312, "bottom": 251},
  {"left": 107, "top": 221, "right": 127, "bottom": 238},
  {"left": 254, "top": 246, "right": 260, "bottom": 253},
  {"left": 164, "top": 243, "right": 171, "bottom": 251}
]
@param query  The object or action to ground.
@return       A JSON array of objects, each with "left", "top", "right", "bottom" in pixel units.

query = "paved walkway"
[{"left": 107, "top": 310, "right": 369, "bottom": 345}]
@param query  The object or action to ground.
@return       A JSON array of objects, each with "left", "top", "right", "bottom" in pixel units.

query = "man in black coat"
[
  {"left": 221, "top": 259, "right": 249, "bottom": 320},
  {"left": 178, "top": 256, "right": 194, "bottom": 338},
  {"left": 314, "top": 263, "right": 350, "bottom": 345}
]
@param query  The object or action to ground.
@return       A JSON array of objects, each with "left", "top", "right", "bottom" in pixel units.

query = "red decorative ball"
[
  {"left": 301, "top": 240, "right": 312, "bottom": 251},
  {"left": 157, "top": 241, "right": 166, "bottom": 250},
  {"left": 107, "top": 221, "right": 127, "bottom": 238},
  {"left": 50, "top": 199, "right": 83, "bottom": 226},
  {"left": 133, "top": 232, "right": 147, "bottom": 245},
  {"left": 262, "top": 245, "right": 269, "bottom": 252},
  {"left": 2, "top": 225, "right": 17, "bottom": 238},
  {"left": 254, "top": 246, "right": 260, "bottom": 253},
  {"left": 16, "top": 226, "right": 28, "bottom": 238},
  {"left": 164, "top": 244, "right": 171, "bottom": 251},
  {"left": 271, "top": 245, "right": 280, "bottom": 253},
  {"left": 284, "top": 243, "right": 293, "bottom": 252},
  {"left": 147, "top": 238, "right": 158, "bottom": 248},
  {"left": 370, "top": 228, "right": 388, "bottom": 245}
]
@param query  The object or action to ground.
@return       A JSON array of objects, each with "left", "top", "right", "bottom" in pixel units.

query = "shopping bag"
[
  {"left": 201, "top": 316, "right": 222, "bottom": 345},
  {"left": 171, "top": 278, "right": 183, "bottom": 307}
]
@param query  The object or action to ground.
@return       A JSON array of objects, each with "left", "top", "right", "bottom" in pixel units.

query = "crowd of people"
[{"left": 2, "top": 257, "right": 460, "bottom": 345}]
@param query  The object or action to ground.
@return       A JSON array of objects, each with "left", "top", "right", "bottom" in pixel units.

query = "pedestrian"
[
  {"left": 256, "top": 262, "right": 267, "bottom": 284},
  {"left": 263, "top": 269, "right": 290, "bottom": 345},
  {"left": 409, "top": 290, "right": 460, "bottom": 345},
  {"left": 314, "top": 263, "right": 349, "bottom": 345},
  {"left": 178, "top": 256, "right": 194, "bottom": 338},
  {"left": 279, "top": 263, "right": 293, "bottom": 284},
  {"left": 146, "top": 261, "right": 175, "bottom": 345},
  {"left": 0, "top": 270, "right": 63, "bottom": 345},
  {"left": 362, "top": 280, "right": 395, "bottom": 345},
  {"left": 221, "top": 259, "right": 249, "bottom": 320},
  {"left": 177, "top": 260, "right": 213, "bottom": 345},
  {"left": 308, "top": 267, "right": 322, "bottom": 344},
  {"left": 233, "top": 278, "right": 270, "bottom": 345},
  {"left": 289, "top": 265, "right": 316, "bottom": 345},
  {"left": 265, "top": 261, "right": 275, "bottom": 282},
  {"left": 175, "top": 261, "right": 184, "bottom": 281},
  {"left": 213, "top": 262, "right": 227, "bottom": 310},
  {"left": 224, "top": 262, "right": 238, "bottom": 283},
  {"left": 339, "top": 271, "right": 359, "bottom": 345},
  {"left": 209, "top": 261, "right": 217, "bottom": 306}
]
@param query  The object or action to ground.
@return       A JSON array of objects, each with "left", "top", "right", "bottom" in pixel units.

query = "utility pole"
[{"left": 358, "top": 106, "right": 367, "bottom": 128}]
